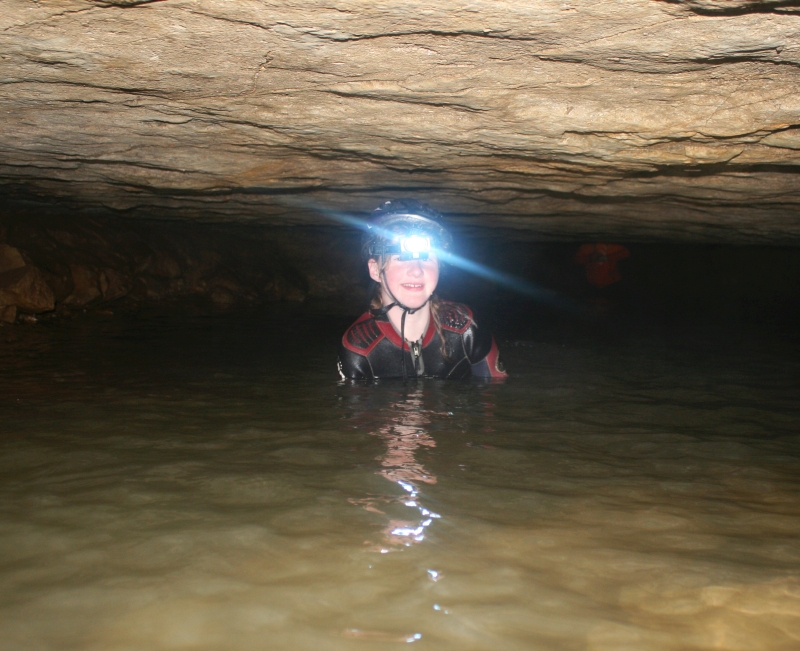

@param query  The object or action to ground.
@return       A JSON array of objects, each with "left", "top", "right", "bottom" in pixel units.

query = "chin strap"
[{"left": 370, "top": 276, "right": 432, "bottom": 383}]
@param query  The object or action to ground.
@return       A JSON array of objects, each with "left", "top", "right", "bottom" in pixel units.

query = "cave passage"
[
  {"left": 3, "top": 0, "right": 800, "bottom": 644},
  {"left": 1, "top": 213, "right": 799, "bottom": 651}
]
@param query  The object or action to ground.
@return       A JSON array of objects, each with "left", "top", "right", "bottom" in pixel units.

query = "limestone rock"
[
  {"left": 0, "top": 265, "right": 56, "bottom": 313},
  {"left": 0, "top": 305, "right": 17, "bottom": 324},
  {"left": 0, "top": 245, "right": 26, "bottom": 274},
  {"left": 674, "top": 0, "right": 800, "bottom": 14},
  {"left": 139, "top": 252, "right": 182, "bottom": 280},
  {"left": 209, "top": 286, "right": 236, "bottom": 310},
  {"left": 265, "top": 278, "right": 307, "bottom": 302},
  {"left": 139, "top": 275, "right": 183, "bottom": 300},
  {"left": 1, "top": 210, "right": 325, "bottom": 318},
  {"left": 63, "top": 264, "right": 101, "bottom": 306},
  {"left": 1, "top": 0, "right": 800, "bottom": 241},
  {"left": 99, "top": 268, "right": 131, "bottom": 301}
]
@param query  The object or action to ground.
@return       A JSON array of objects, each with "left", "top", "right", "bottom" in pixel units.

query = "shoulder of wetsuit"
[
  {"left": 438, "top": 301, "right": 474, "bottom": 334},
  {"left": 337, "top": 347, "right": 374, "bottom": 380},
  {"left": 462, "top": 317, "right": 506, "bottom": 378},
  {"left": 342, "top": 312, "right": 385, "bottom": 355},
  {"left": 443, "top": 303, "right": 492, "bottom": 363},
  {"left": 438, "top": 302, "right": 506, "bottom": 377},
  {"left": 462, "top": 315, "right": 494, "bottom": 364}
]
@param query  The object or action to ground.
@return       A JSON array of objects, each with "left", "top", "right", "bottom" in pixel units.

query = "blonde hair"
[{"left": 369, "top": 256, "right": 450, "bottom": 361}]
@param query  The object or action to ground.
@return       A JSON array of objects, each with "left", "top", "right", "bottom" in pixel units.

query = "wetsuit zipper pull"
[{"left": 410, "top": 340, "right": 423, "bottom": 376}]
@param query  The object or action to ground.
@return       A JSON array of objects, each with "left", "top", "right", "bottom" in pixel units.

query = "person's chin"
[{"left": 397, "top": 288, "right": 428, "bottom": 309}]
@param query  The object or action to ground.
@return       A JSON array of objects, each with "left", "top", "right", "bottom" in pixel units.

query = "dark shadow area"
[
  {"left": 1, "top": 199, "right": 798, "bottom": 362},
  {"left": 443, "top": 231, "right": 800, "bottom": 321},
  {"left": 658, "top": 0, "right": 800, "bottom": 16}
]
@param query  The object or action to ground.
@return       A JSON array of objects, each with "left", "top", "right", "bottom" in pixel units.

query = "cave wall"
[
  {"left": 2, "top": 0, "right": 800, "bottom": 242},
  {"left": 0, "top": 206, "right": 366, "bottom": 323},
  {"left": 2, "top": 205, "right": 797, "bottom": 326}
]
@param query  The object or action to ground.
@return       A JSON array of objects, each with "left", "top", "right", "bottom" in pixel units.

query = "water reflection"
[
  {"left": 349, "top": 387, "right": 443, "bottom": 551},
  {"left": 3, "top": 309, "right": 800, "bottom": 650}
]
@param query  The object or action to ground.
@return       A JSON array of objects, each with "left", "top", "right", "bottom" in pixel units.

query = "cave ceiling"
[{"left": 2, "top": 0, "right": 800, "bottom": 242}]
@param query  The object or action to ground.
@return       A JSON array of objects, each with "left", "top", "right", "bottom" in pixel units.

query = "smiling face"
[{"left": 368, "top": 254, "right": 440, "bottom": 310}]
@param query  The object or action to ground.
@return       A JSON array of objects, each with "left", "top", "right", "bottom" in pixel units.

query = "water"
[{"left": 1, "top": 305, "right": 799, "bottom": 650}]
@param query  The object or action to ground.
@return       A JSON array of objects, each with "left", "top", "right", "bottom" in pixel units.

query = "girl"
[{"left": 338, "top": 199, "right": 506, "bottom": 380}]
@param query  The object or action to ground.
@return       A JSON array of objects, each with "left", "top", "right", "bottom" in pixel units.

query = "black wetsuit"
[{"left": 338, "top": 301, "right": 506, "bottom": 380}]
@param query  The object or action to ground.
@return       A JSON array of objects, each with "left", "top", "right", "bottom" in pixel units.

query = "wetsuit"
[{"left": 338, "top": 301, "right": 506, "bottom": 380}]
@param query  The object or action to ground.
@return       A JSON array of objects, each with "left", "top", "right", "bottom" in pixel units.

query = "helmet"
[{"left": 361, "top": 199, "right": 453, "bottom": 262}]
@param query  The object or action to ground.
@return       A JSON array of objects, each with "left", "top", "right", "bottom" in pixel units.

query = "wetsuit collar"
[{"left": 371, "top": 273, "right": 434, "bottom": 382}]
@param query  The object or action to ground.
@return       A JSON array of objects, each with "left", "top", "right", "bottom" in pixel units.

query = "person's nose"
[{"left": 406, "top": 260, "right": 424, "bottom": 277}]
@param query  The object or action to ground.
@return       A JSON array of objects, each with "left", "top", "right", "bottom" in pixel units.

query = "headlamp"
[
  {"left": 369, "top": 235, "right": 433, "bottom": 260},
  {"left": 399, "top": 235, "right": 432, "bottom": 260}
]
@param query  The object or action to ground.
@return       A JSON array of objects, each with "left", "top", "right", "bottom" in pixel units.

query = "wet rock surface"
[
  {"left": 0, "top": 206, "right": 366, "bottom": 322},
  {"left": 1, "top": 200, "right": 799, "bottom": 326},
  {"left": 1, "top": 0, "right": 799, "bottom": 242}
]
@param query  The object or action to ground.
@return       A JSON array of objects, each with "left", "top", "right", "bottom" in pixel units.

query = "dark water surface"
[{"left": 1, "top": 305, "right": 799, "bottom": 650}]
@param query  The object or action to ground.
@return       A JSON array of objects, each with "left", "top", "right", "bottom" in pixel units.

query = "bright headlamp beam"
[
  {"left": 277, "top": 204, "right": 574, "bottom": 309},
  {"left": 397, "top": 235, "right": 432, "bottom": 260},
  {"left": 401, "top": 235, "right": 431, "bottom": 256},
  {"left": 436, "top": 249, "right": 563, "bottom": 304}
]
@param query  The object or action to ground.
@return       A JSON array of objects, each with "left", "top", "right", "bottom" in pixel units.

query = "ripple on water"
[{"left": 0, "top": 309, "right": 799, "bottom": 650}]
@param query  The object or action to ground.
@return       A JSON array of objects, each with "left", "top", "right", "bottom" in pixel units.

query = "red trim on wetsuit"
[
  {"left": 342, "top": 311, "right": 437, "bottom": 355},
  {"left": 376, "top": 314, "right": 436, "bottom": 348},
  {"left": 342, "top": 313, "right": 385, "bottom": 355},
  {"left": 439, "top": 303, "right": 473, "bottom": 334}
]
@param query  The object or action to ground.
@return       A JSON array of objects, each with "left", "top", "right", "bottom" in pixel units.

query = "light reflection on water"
[
  {"left": 0, "top": 306, "right": 799, "bottom": 650},
  {"left": 349, "top": 390, "right": 442, "bottom": 553}
]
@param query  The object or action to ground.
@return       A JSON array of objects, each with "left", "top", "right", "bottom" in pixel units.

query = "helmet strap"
[{"left": 370, "top": 271, "right": 432, "bottom": 383}]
